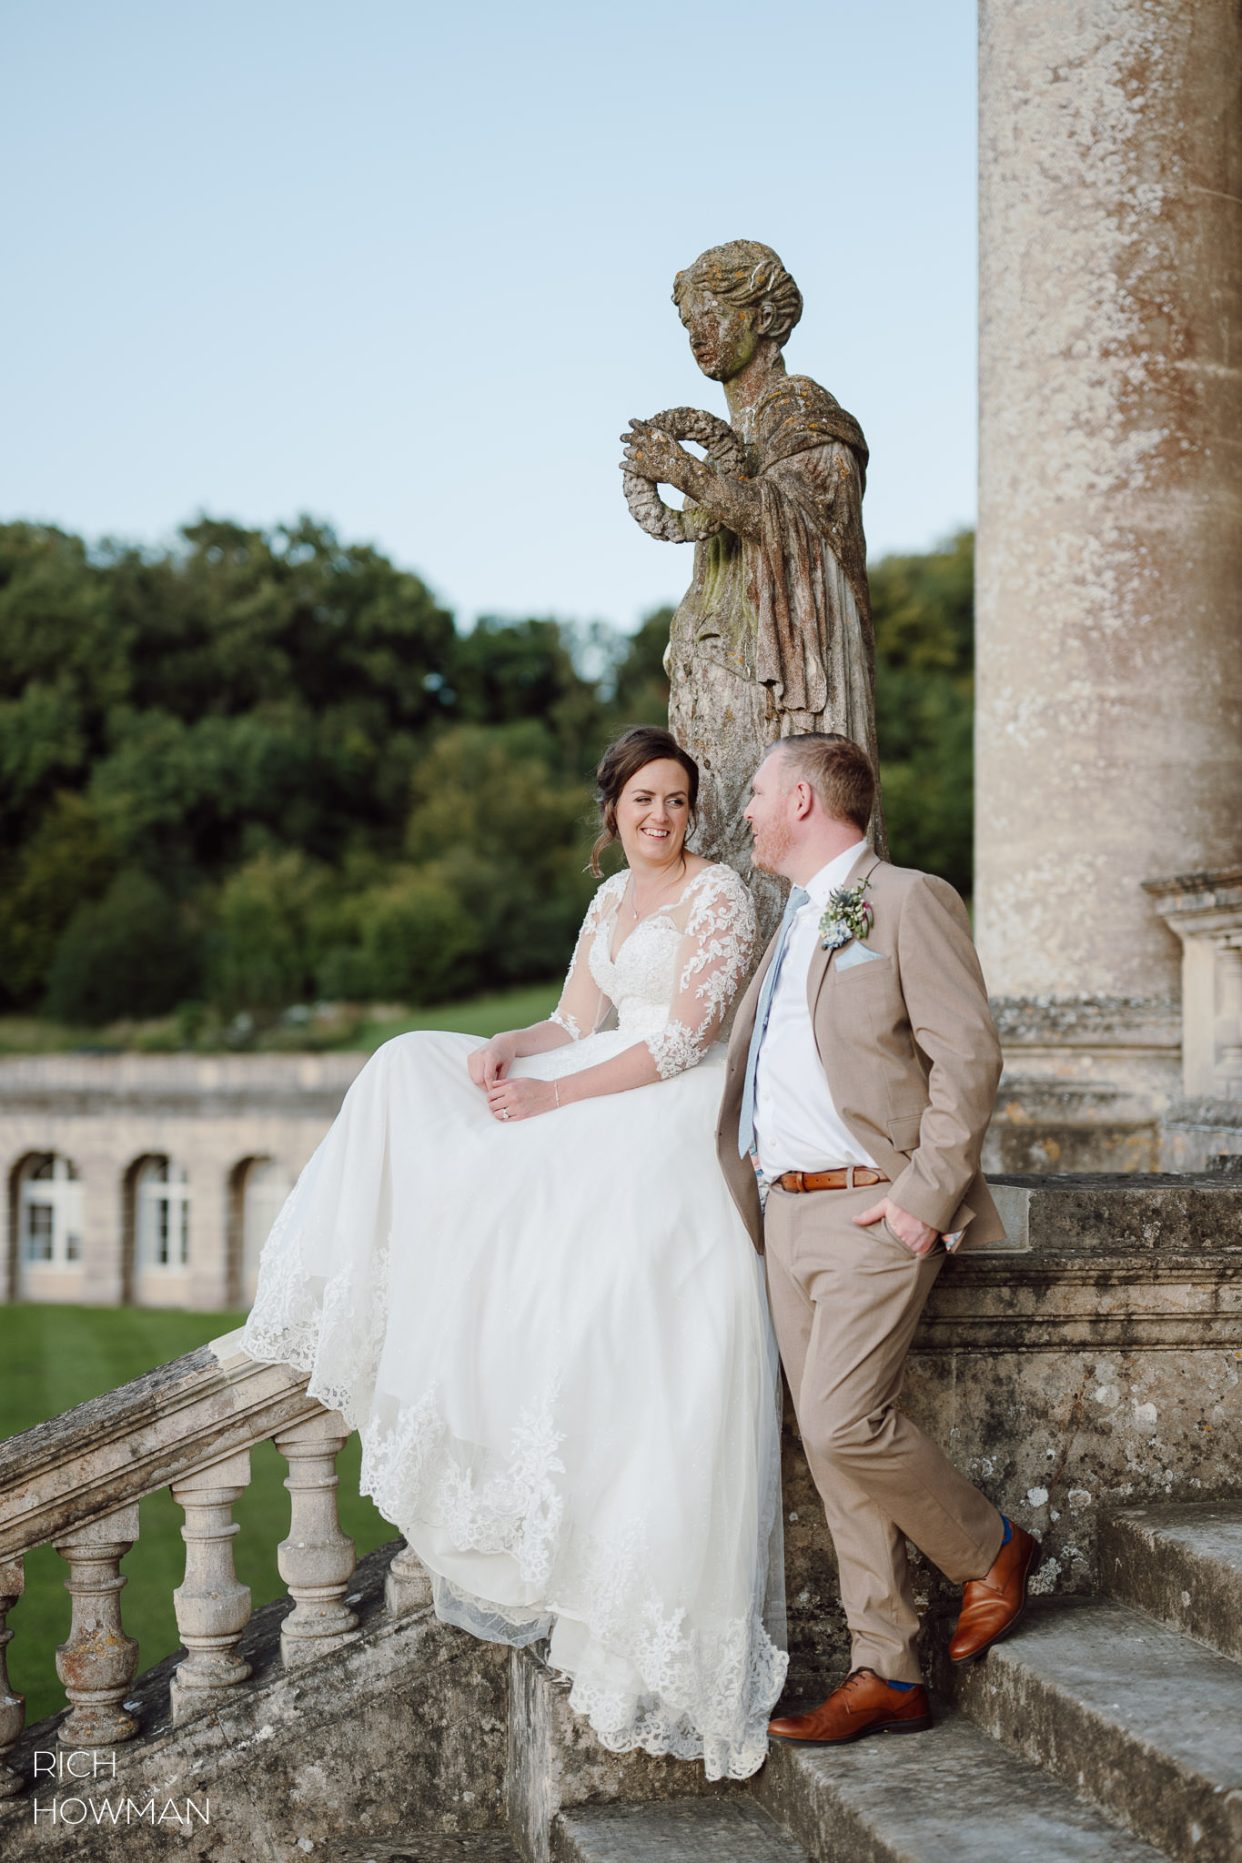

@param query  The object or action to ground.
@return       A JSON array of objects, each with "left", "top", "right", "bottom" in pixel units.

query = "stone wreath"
[{"left": 622, "top": 406, "right": 746, "bottom": 544}]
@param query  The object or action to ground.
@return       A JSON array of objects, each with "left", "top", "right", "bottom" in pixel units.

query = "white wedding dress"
[{"left": 240, "top": 859, "right": 788, "bottom": 1779}]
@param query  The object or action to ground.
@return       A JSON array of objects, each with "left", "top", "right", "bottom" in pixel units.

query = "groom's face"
[{"left": 744, "top": 749, "right": 797, "bottom": 876}]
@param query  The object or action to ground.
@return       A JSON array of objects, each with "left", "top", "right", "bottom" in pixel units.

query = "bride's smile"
[{"left": 614, "top": 760, "right": 693, "bottom": 874}]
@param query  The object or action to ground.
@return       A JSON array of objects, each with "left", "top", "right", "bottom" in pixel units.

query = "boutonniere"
[{"left": 819, "top": 877, "right": 875, "bottom": 952}]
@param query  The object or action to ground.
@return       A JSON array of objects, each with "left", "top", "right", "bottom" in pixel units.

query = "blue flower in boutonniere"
[{"left": 818, "top": 878, "right": 875, "bottom": 952}]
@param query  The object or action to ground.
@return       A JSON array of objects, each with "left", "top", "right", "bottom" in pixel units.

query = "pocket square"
[{"left": 836, "top": 942, "right": 887, "bottom": 970}]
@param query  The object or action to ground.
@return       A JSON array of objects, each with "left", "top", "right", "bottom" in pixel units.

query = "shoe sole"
[
  {"left": 949, "top": 1536, "right": 1043, "bottom": 1665},
  {"left": 768, "top": 1714, "right": 933, "bottom": 1746}
]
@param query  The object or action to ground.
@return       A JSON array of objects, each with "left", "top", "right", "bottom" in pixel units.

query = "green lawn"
[{"left": 0, "top": 1304, "right": 398, "bottom": 1728}]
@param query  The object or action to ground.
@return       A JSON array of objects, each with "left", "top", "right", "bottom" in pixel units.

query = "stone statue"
[{"left": 620, "top": 239, "right": 884, "bottom": 928}]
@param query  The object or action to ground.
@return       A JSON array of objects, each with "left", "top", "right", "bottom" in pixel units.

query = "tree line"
[{"left": 0, "top": 516, "right": 973, "bottom": 1030}]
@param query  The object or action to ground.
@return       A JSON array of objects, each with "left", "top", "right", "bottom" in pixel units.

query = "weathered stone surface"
[
  {"left": 953, "top": 1598, "right": 1242, "bottom": 1863},
  {"left": 619, "top": 239, "right": 882, "bottom": 938},
  {"left": 553, "top": 1797, "right": 806, "bottom": 1863},
  {"left": 507, "top": 1650, "right": 730, "bottom": 1863},
  {"left": 976, "top": 1, "right": 1242, "bottom": 1168},
  {"left": 1163, "top": 1100, "right": 1242, "bottom": 1174},
  {"left": 970, "top": 1173, "right": 1242, "bottom": 1255},
  {"left": 0, "top": 1330, "right": 320, "bottom": 1560},
  {"left": 749, "top": 1708, "right": 1163, "bottom": 1862},
  {"left": 1145, "top": 869, "right": 1242, "bottom": 1105},
  {"left": 984, "top": 1079, "right": 1163, "bottom": 1176},
  {"left": 1099, "top": 1501, "right": 1242, "bottom": 1662},
  {"left": 0, "top": 1542, "right": 509, "bottom": 1860},
  {"left": 976, "top": 0, "right": 1242, "bottom": 1004},
  {"left": 328, "top": 1841, "right": 522, "bottom": 1862}
]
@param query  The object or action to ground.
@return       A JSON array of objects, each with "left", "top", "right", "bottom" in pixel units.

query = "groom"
[{"left": 716, "top": 732, "right": 1039, "bottom": 1745}]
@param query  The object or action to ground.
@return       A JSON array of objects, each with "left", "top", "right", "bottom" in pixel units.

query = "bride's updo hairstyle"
[{"left": 590, "top": 726, "right": 700, "bottom": 876}]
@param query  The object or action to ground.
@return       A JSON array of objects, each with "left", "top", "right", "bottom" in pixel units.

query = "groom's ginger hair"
[{"left": 774, "top": 733, "right": 875, "bottom": 833}]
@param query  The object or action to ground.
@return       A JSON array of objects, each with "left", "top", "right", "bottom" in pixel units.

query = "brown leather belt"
[{"left": 774, "top": 1167, "right": 890, "bottom": 1193}]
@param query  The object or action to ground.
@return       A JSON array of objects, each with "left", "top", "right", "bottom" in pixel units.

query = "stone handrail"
[{"left": 0, "top": 1330, "right": 428, "bottom": 1797}]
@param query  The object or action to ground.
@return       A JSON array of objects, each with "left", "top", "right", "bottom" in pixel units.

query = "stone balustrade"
[{"left": 0, "top": 1328, "right": 433, "bottom": 1797}]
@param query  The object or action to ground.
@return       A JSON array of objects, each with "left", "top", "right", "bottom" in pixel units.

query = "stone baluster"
[
  {"left": 385, "top": 1539, "right": 433, "bottom": 1615},
  {"left": 0, "top": 1557, "right": 25, "bottom": 1797},
  {"left": 169, "top": 1447, "right": 254, "bottom": 1725},
  {"left": 273, "top": 1409, "right": 358, "bottom": 1666},
  {"left": 52, "top": 1503, "right": 141, "bottom": 1746}
]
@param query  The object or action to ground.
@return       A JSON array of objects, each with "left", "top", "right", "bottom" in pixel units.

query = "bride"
[{"left": 240, "top": 724, "right": 788, "bottom": 1779}]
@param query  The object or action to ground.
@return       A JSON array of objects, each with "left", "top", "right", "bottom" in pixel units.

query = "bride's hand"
[
  {"left": 487, "top": 1078, "right": 558, "bottom": 1122},
  {"left": 469, "top": 1033, "right": 518, "bottom": 1089}
]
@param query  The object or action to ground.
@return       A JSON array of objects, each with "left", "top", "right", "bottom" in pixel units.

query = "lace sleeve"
[
  {"left": 645, "top": 866, "right": 757, "bottom": 1081},
  {"left": 549, "top": 874, "right": 621, "bottom": 1040}
]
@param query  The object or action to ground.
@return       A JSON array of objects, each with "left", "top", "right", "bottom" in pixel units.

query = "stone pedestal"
[
  {"left": 1145, "top": 867, "right": 1242, "bottom": 1170},
  {"left": 976, "top": 0, "right": 1242, "bottom": 1169}
]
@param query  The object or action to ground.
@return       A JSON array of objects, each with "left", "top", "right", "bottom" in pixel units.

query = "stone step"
[
  {"left": 331, "top": 1840, "right": 522, "bottom": 1862},
  {"left": 552, "top": 1797, "right": 808, "bottom": 1862},
  {"left": 1099, "top": 1501, "right": 1242, "bottom": 1662},
  {"left": 954, "top": 1597, "right": 1242, "bottom": 1863},
  {"left": 751, "top": 1707, "right": 1164, "bottom": 1862}
]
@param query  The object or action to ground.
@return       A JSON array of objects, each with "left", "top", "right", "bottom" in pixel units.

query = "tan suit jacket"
[{"left": 716, "top": 846, "right": 1006, "bottom": 1252}]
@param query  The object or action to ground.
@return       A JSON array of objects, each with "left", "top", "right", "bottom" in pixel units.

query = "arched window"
[
  {"left": 238, "top": 1157, "right": 292, "bottom": 1296},
  {"left": 19, "top": 1155, "right": 84, "bottom": 1267},
  {"left": 134, "top": 1157, "right": 190, "bottom": 1270}
]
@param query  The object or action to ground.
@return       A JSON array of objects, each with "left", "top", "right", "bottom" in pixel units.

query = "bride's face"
[{"left": 615, "top": 759, "right": 692, "bottom": 868}]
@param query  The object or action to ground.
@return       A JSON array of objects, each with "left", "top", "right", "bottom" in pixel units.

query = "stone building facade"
[{"left": 0, "top": 1055, "right": 362, "bottom": 1312}]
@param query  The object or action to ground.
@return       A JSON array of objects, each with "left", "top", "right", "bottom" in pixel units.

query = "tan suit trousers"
[{"left": 764, "top": 1181, "right": 1004, "bottom": 1682}]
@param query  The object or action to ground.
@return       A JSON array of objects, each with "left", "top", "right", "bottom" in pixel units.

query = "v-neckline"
[{"left": 605, "top": 863, "right": 711, "bottom": 966}]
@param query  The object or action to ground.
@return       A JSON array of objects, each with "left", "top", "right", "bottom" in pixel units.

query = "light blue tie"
[{"left": 737, "top": 886, "right": 809, "bottom": 1158}]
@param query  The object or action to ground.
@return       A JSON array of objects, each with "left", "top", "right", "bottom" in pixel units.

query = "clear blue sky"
[{"left": 2, "top": 0, "right": 977, "bottom": 634}]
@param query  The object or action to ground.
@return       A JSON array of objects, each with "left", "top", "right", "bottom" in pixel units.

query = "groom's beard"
[{"left": 748, "top": 822, "right": 794, "bottom": 876}]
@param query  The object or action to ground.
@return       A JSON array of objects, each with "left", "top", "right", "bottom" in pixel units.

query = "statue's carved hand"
[{"left": 619, "top": 418, "right": 706, "bottom": 498}]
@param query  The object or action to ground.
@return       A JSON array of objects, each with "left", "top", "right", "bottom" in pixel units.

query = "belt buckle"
[{"left": 787, "top": 1171, "right": 805, "bottom": 1193}]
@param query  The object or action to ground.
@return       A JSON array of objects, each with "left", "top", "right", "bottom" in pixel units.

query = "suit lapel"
[{"left": 806, "top": 844, "right": 885, "bottom": 1025}]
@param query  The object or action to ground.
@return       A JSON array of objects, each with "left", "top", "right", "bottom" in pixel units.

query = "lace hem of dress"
[
  {"left": 238, "top": 1196, "right": 786, "bottom": 1781},
  {"left": 548, "top": 1008, "right": 581, "bottom": 1040},
  {"left": 432, "top": 1569, "right": 786, "bottom": 1780}
]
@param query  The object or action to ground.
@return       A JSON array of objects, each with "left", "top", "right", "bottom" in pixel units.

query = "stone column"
[{"left": 976, "top": 0, "right": 1242, "bottom": 1168}]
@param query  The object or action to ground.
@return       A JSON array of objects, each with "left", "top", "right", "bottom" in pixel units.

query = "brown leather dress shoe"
[
  {"left": 949, "top": 1520, "right": 1041, "bottom": 1663},
  {"left": 767, "top": 1667, "right": 932, "bottom": 1745}
]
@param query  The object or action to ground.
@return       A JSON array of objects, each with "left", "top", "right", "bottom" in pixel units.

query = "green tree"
[
  {"left": 404, "top": 722, "right": 597, "bottom": 989},
  {"left": 0, "top": 792, "right": 116, "bottom": 1008},
  {"left": 869, "top": 530, "right": 974, "bottom": 894},
  {"left": 44, "top": 871, "right": 201, "bottom": 1025},
  {"left": 604, "top": 605, "right": 672, "bottom": 732},
  {"left": 204, "top": 849, "right": 329, "bottom": 1017}
]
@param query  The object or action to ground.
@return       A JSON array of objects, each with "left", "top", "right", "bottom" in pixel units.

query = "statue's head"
[{"left": 672, "top": 240, "right": 803, "bottom": 381}]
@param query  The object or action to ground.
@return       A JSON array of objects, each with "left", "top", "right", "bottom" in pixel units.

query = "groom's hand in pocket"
[{"left": 853, "top": 1197, "right": 940, "bottom": 1257}]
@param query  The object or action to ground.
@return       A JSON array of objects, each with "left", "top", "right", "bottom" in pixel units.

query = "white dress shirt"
[{"left": 753, "top": 840, "right": 880, "bottom": 1179}]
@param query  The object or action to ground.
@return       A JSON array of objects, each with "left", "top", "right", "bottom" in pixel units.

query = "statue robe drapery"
[{"left": 666, "top": 373, "right": 883, "bottom": 931}]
